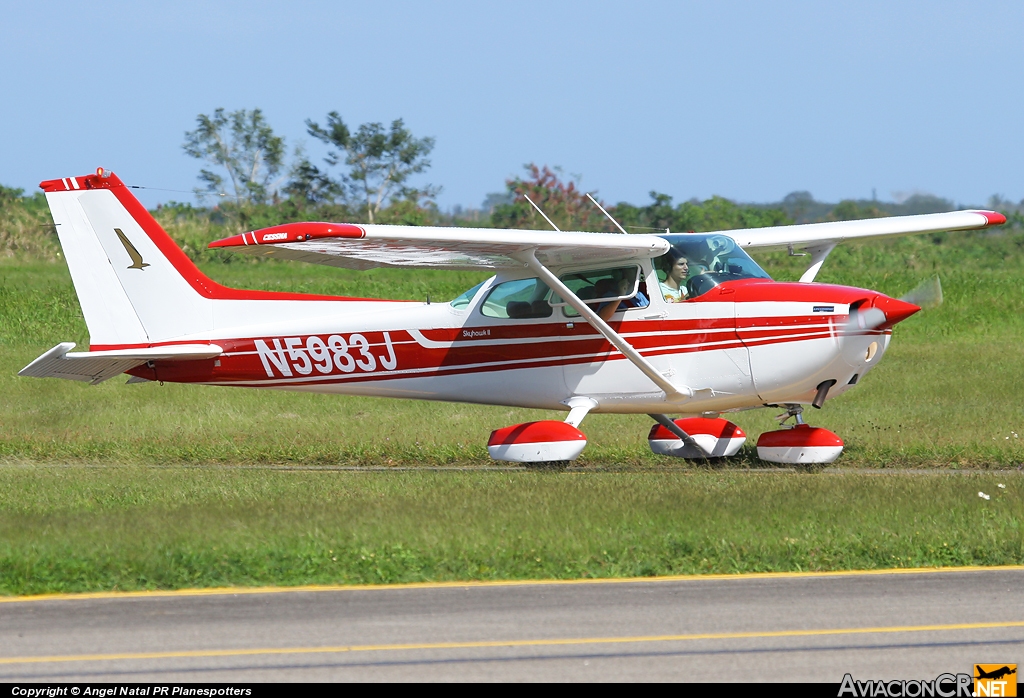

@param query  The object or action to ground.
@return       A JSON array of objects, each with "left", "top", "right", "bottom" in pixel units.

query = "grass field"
[
  {"left": 2, "top": 225, "right": 1024, "bottom": 593},
  {"left": 2, "top": 228, "right": 1023, "bottom": 467},
  {"left": 0, "top": 467, "right": 1021, "bottom": 595}
]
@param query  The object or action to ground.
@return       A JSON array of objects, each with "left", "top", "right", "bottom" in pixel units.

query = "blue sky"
[{"left": 1, "top": 1, "right": 1021, "bottom": 210}]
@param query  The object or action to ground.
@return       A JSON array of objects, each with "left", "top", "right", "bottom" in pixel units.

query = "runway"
[{"left": 1, "top": 568, "right": 1022, "bottom": 682}]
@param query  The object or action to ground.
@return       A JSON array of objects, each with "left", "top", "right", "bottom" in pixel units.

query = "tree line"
[
  {"left": 176, "top": 107, "right": 1024, "bottom": 234},
  {"left": 172, "top": 107, "right": 805, "bottom": 234},
  {"left": 2, "top": 106, "right": 1023, "bottom": 262}
]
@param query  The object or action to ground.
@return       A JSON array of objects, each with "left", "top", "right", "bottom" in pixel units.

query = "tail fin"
[
  {"left": 42, "top": 169, "right": 378, "bottom": 351},
  {"left": 41, "top": 170, "right": 216, "bottom": 347}
]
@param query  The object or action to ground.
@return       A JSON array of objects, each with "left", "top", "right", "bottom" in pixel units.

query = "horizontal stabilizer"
[{"left": 19, "top": 342, "right": 223, "bottom": 385}]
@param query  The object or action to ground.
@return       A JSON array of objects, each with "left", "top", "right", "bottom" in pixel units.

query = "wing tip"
[
  {"left": 208, "top": 222, "right": 365, "bottom": 249},
  {"left": 978, "top": 210, "right": 1007, "bottom": 226}
]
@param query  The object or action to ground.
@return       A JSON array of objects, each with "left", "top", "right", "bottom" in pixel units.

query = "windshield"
[{"left": 655, "top": 233, "right": 771, "bottom": 300}]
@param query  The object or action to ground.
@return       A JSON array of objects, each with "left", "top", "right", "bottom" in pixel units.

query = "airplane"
[
  {"left": 975, "top": 666, "right": 1017, "bottom": 681},
  {"left": 19, "top": 168, "right": 1007, "bottom": 466}
]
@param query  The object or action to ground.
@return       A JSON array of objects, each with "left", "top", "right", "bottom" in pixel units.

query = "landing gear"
[
  {"left": 647, "top": 415, "right": 746, "bottom": 459},
  {"left": 777, "top": 404, "right": 806, "bottom": 426},
  {"left": 487, "top": 421, "right": 587, "bottom": 465},
  {"left": 523, "top": 460, "right": 571, "bottom": 471},
  {"left": 487, "top": 397, "right": 597, "bottom": 466},
  {"left": 755, "top": 404, "right": 844, "bottom": 465}
]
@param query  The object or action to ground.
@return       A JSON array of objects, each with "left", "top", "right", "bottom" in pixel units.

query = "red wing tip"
[
  {"left": 979, "top": 210, "right": 1007, "bottom": 226},
  {"left": 207, "top": 234, "right": 246, "bottom": 249},
  {"left": 209, "top": 222, "right": 365, "bottom": 249}
]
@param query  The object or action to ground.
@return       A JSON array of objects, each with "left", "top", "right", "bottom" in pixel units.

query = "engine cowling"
[
  {"left": 648, "top": 417, "right": 746, "bottom": 458},
  {"left": 756, "top": 424, "right": 843, "bottom": 464},
  {"left": 487, "top": 421, "right": 588, "bottom": 463}
]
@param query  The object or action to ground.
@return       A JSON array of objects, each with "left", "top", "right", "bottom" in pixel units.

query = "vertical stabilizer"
[
  {"left": 40, "top": 169, "right": 386, "bottom": 354},
  {"left": 44, "top": 187, "right": 150, "bottom": 346},
  {"left": 41, "top": 171, "right": 214, "bottom": 347}
]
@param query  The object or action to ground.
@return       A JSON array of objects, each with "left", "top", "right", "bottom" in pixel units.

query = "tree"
[
  {"left": 183, "top": 108, "right": 286, "bottom": 207},
  {"left": 490, "top": 164, "right": 605, "bottom": 231},
  {"left": 283, "top": 153, "right": 340, "bottom": 206},
  {"left": 612, "top": 192, "right": 791, "bottom": 233},
  {"left": 302, "top": 112, "right": 436, "bottom": 223},
  {"left": 611, "top": 192, "right": 676, "bottom": 232},
  {"left": 828, "top": 200, "right": 886, "bottom": 221}
]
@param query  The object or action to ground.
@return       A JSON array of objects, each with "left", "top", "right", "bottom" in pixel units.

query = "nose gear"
[
  {"left": 775, "top": 404, "right": 806, "bottom": 427},
  {"left": 759, "top": 404, "right": 843, "bottom": 465}
]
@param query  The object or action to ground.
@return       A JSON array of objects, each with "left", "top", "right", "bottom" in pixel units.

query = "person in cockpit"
[
  {"left": 592, "top": 273, "right": 648, "bottom": 322},
  {"left": 659, "top": 251, "right": 689, "bottom": 303}
]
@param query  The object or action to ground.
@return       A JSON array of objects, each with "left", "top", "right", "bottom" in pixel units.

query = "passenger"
[
  {"left": 592, "top": 274, "right": 648, "bottom": 322},
  {"left": 659, "top": 251, "right": 689, "bottom": 302}
]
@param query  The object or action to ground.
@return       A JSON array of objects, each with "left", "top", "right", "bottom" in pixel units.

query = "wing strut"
[
  {"left": 511, "top": 249, "right": 692, "bottom": 401},
  {"left": 648, "top": 413, "right": 706, "bottom": 453},
  {"left": 798, "top": 243, "right": 836, "bottom": 283}
]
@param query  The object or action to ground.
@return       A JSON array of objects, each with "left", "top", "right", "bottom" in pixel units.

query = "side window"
[
  {"left": 554, "top": 265, "right": 646, "bottom": 317},
  {"left": 450, "top": 281, "right": 486, "bottom": 310},
  {"left": 555, "top": 266, "right": 639, "bottom": 303},
  {"left": 480, "top": 277, "right": 554, "bottom": 319}
]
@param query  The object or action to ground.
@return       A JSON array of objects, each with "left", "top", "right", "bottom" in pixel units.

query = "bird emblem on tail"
[{"left": 114, "top": 228, "right": 149, "bottom": 270}]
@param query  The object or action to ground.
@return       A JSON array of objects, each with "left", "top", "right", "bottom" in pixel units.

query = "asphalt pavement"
[{"left": 1, "top": 568, "right": 1022, "bottom": 682}]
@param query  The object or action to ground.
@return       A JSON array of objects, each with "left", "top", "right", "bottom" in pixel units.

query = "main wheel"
[{"left": 524, "top": 460, "right": 571, "bottom": 470}]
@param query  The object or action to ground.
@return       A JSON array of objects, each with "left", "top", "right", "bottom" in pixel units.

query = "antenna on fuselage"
[
  {"left": 585, "top": 193, "right": 629, "bottom": 234},
  {"left": 522, "top": 194, "right": 561, "bottom": 231}
]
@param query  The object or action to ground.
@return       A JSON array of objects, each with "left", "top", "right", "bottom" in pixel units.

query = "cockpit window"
[
  {"left": 480, "top": 277, "right": 553, "bottom": 319},
  {"left": 550, "top": 265, "right": 641, "bottom": 305},
  {"left": 553, "top": 265, "right": 647, "bottom": 317},
  {"left": 478, "top": 267, "right": 650, "bottom": 320},
  {"left": 655, "top": 233, "right": 771, "bottom": 301},
  {"left": 450, "top": 281, "right": 486, "bottom": 310}
]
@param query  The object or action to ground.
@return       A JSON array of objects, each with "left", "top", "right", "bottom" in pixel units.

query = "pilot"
[{"left": 659, "top": 251, "right": 689, "bottom": 303}]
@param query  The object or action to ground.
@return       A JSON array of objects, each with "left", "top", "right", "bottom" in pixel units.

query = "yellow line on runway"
[
  {"left": 3, "top": 564, "right": 1024, "bottom": 605},
  {"left": 3, "top": 620, "right": 1024, "bottom": 666}
]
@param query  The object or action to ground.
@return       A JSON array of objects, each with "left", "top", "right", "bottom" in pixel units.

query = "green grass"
[
  {"left": 1, "top": 468, "right": 1021, "bottom": 595},
  {"left": 2, "top": 229, "right": 1024, "bottom": 593}
]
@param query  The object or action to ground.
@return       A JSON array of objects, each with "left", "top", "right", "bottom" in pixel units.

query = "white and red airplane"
[{"left": 20, "top": 169, "right": 1007, "bottom": 465}]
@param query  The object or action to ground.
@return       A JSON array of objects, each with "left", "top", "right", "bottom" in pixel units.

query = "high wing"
[
  {"left": 726, "top": 210, "right": 1006, "bottom": 251},
  {"left": 727, "top": 209, "right": 1005, "bottom": 282},
  {"left": 208, "top": 211, "right": 1005, "bottom": 272},
  {"left": 209, "top": 222, "right": 669, "bottom": 271}
]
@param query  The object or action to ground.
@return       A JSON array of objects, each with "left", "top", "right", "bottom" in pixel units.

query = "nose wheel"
[{"left": 776, "top": 404, "right": 806, "bottom": 427}]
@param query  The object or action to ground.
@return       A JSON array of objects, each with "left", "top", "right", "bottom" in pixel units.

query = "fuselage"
[{"left": 126, "top": 257, "right": 910, "bottom": 416}]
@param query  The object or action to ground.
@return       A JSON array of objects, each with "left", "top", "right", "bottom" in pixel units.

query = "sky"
[{"left": 1, "top": 1, "right": 1021, "bottom": 210}]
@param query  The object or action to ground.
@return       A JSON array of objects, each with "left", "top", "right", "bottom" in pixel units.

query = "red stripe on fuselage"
[{"left": 125, "top": 312, "right": 870, "bottom": 387}]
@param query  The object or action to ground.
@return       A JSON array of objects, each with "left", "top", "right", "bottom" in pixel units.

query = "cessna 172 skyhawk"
[{"left": 20, "top": 169, "right": 1007, "bottom": 465}]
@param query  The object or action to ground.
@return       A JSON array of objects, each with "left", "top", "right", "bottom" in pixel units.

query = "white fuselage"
[{"left": 140, "top": 260, "right": 892, "bottom": 416}]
